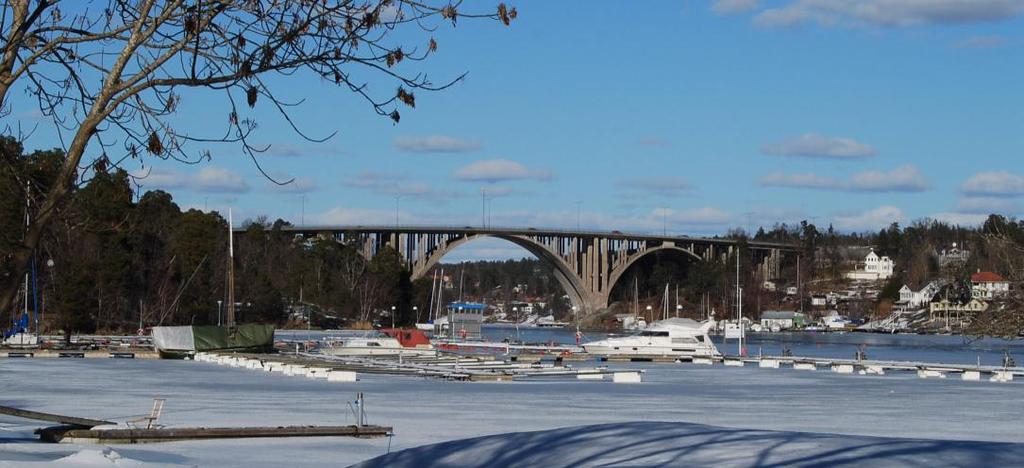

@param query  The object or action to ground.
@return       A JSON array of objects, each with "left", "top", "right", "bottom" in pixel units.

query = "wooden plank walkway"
[
  {"left": 38, "top": 424, "right": 392, "bottom": 444},
  {"left": 0, "top": 405, "right": 113, "bottom": 428}
]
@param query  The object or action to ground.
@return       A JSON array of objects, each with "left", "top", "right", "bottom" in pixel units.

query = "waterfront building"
[
  {"left": 845, "top": 250, "right": 894, "bottom": 281},
  {"left": 759, "top": 311, "right": 807, "bottom": 331},
  {"left": 929, "top": 298, "right": 988, "bottom": 328},
  {"left": 970, "top": 271, "right": 1010, "bottom": 300},
  {"left": 897, "top": 280, "right": 946, "bottom": 309}
]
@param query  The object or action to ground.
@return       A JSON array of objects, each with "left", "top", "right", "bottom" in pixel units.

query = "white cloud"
[
  {"left": 617, "top": 177, "right": 691, "bottom": 197},
  {"left": 712, "top": 0, "right": 760, "bottom": 14},
  {"left": 194, "top": 167, "right": 250, "bottom": 193},
  {"left": 132, "top": 167, "right": 189, "bottom": 189},
  {"left": 132, "top": 166, "right": 249, "bottom": 193},
  {"left": 761, "top": 133, "right": 877, "bottom": 159},
  {"left": 847, "top": 165, "right": 928, "bottom": 192},
  {"left": 754, "top": 0, "right": 1024, "bottom": 28},
  {"left": 930, "top": 212, "right": 989, "bottom": 226},
  {"left": 313, "top": 207, "right": 424, "bottom": 225},
  {"left": 955, "top": 196, "right": 1021, "bottom": 215},
  {"left": 454, "top": 159, "right": 551, "bottom": 183},
  {"left": 395, "top": 135, "right": 482, "bottom": 153},
  {"left": 834, "top": 205, "right": 904, "bottom": 231},
  {"left": 960, "top": 171, "right": 1024, "bottom": 197},
  {"left": 954, "top": 35, "right": 1008, "bottom": 49},
  {"left": 760, "top": 165, "right": 927, "bottom": 192}
]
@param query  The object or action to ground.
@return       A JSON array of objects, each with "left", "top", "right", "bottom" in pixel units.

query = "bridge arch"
[
  {"left": 604, "top": 244, "right": 703, "bottom": 305},
  {"left": 411, "top": 234, "right": 595, "bottom": 314}
]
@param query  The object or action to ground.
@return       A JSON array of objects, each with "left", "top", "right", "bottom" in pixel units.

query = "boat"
[
  {"left": 582, "top": 318, "right": 720, "bottom": 357},
  {"left": 152, "top": 209, "right": 274, "bottom": 358},
  {"left": 4, "top": 192, "right": 40, "bottom": 349},
  {"left": 152, "top": 324, "right": 275, "bottom": 359},
  {"left": 317, "top": 329, "right": 435, "bottom": 357}
]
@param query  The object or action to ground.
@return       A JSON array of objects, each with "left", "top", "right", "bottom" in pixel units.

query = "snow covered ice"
[{"left": 2, "top": 352, "right": 1024, "bottom": 467}]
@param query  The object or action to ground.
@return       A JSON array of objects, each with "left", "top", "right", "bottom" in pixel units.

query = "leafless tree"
[{"left": 0, "top": 0, "right": 516, "bottom": 314}]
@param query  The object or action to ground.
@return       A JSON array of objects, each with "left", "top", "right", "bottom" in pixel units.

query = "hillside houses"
[
  {"left": 971, "top": 271, "right": 1010, "bottom": 300},
  {"left": 897, "top": 280, "right": 946, "bottom": 310},
  {"left": 845, "top": 249, "right": 894, "bottom": 281}
]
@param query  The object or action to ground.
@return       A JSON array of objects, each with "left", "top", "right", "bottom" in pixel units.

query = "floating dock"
[
  {"left": 708, "top": 354, "right": 1023, "bottom": 382},
  {"left": 195, "top": 351, "right": 633, "bottom": 382},
  {"left": 1, "top": 350, "right": 158, "bottom": 359}
]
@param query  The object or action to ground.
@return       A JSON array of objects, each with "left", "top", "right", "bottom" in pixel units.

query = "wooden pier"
[
  {"left": 2, "top": 403, "right": 391, "bottom": 444},
  {"left": 37, "top": 424, "right": 391, "bottom": 444},
  {"left": 1, "top": 349, "right": 159, "bottom": 359}
]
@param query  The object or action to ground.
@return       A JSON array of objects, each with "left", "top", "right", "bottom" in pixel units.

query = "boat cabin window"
[
  {"left": 638, "top": 331, "right": 670, "bottom": 337},
  {"left": 696, "top": 336, "right": 705, "bottom": 342},
  {"left": 672, "top": 337, "right": 698, "bottom": 344},
  {"left": 367, "top": 342, "right": 381, "bottom": 347}
]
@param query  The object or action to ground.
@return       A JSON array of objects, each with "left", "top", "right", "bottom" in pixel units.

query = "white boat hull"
[
  {"left": 582, "top": 318, "right": 720, "bottom": 357},
  {"left": 583, "top": 343, "right": 719, "bottom": 358}
]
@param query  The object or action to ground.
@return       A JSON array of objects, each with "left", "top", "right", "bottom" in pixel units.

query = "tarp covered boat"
[{"left": 152, "top": 324, "right": 275, "bottom": 358}]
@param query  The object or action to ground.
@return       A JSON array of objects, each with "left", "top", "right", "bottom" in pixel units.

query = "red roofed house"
[{"left": 971, "top": 271, "right": 1010, "bottom": 300}]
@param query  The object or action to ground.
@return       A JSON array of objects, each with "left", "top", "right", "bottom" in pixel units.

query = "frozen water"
[{"left": 2, "top": 353, "right": 1023, "bottom": 466}]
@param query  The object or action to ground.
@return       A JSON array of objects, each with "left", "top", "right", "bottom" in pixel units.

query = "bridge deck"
[{"left": 238, "top": 224, "right": 799, "bottom": 250}]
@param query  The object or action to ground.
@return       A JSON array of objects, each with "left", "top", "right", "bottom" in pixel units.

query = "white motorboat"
[
  {"left": 317, "top": 332, "right": 436, "bottom": 357},
  {"left": 583, "top": 318, "right": 720, "bottom": 357}
]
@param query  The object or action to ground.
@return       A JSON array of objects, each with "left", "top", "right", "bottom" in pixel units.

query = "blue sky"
[{"left": 15, "top": 1, "right": 1024, "bottom": 260}]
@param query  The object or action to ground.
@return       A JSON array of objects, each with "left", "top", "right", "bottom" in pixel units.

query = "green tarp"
[
  {"left": 192, "top": 324, "right": 275, "bottom": 352},
  {"left": 153, "top": 324, "right": 275, "bottom": 357}
]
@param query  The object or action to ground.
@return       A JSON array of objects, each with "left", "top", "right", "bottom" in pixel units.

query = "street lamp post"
[
  {"left": 391, "top": 305, "right": 396, "bottom": 329},
  {"left": 645, "top": 305, "right": 653, "bottom": 323},
  {"left": 217, "top": 300, "right": 223, "bottom": 326},
  {"left": 675, "top": 304, "right": 682, "bottom": 318},
  {"left": 413, "top": 306, "right": 419, "bottom": 324},
  {"left": 513, "top": 306, "right": 519, "bottom": 342}
]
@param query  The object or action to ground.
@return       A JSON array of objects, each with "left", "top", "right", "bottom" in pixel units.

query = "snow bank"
[
  {"left": 2, "top": 356, "right": 1023, "bottom": 467},
  {"left": 354, "top": 421, "right": 1024, "bottom": 468}
]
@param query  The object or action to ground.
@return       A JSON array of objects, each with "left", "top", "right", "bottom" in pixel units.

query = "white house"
[
  {"left": 845, "top": 249, "right": 894, "bottom": 281},
  {"left": 971, "top": 271, "right": 1010, "bottom": 300},
  {"left": 760, "top": 311, "right": 807, "bottom": 331},
  {"left": 936, "top": 243, "right": 970, "bottom": 268},
  {"left": 898, "top": 280, "right": 945, "bottom": 309},
  {"left": 810, "top": 295, "right": 827, "bottom": 307}
]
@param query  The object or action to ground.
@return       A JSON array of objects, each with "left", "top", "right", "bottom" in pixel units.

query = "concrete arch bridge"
[{"left": 271, "top": 226, "right": 798, "bottom": 315}]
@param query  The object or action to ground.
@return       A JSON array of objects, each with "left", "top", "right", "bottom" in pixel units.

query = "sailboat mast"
[
  {"left": 436, "top": 268, "right": 445, "bottom": 321},
  {"left": 736, "top": 248, "right": 743, "bottom": 356},
  {"left": 227, "top": 208, "right": 236, "bottom": 327},
  {"left": 663, "top": 284, "right": 669, "bottom": 321},
  {"left": 24, "top": 181, "right": 30, "bottom": 328},
  {"left": 427, "top": 270, "right": 437, "bottom": 323}
]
